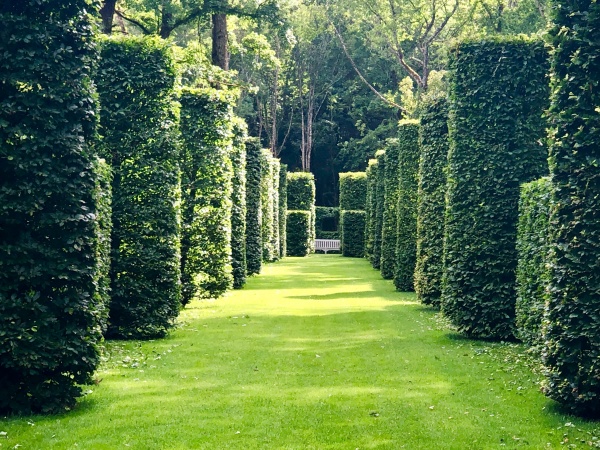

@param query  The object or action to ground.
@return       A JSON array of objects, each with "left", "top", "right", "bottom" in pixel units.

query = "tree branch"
[{"left": 115, "top": 9, "right": 153, "bottom": 35}]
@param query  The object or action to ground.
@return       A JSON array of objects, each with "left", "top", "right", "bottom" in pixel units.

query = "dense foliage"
[
  {"left": 515, "top": 177, "right": 551, "bottom": 348},
  {"left": 231, "top": 118, "right": 248, "bottom": 289},
  {"left": 341, "top": 211, "right": 367, "bottom": 257},
  {"left": 371, "top": 150, "right": 386, "bottom": 269},
  {"left": 287, "top": 172, "right": 316, "bottom": 251},
  {"left": 339, "top": 172, "right": 367, "bottom": 211},
  {"left": 315, "top": 206, "right": 340, "bottom": 240},
  {"left": 541, "top": 0, "right": 600, "bottom": 415},
  {"left": 415, "top": 99, "right": 449, "bottom": 306},
  {"left": 278, "top": 164, "right": 288, "bottom": 258},
  {"left": 365, "top": 159, "right": 378, "bottom": 260},
  {"left": 286, "top": 211, "right": 311, "bottom": 257},
  {"left": 97, "top": 37, "right": 181, "bottom": 338},
  {"left": 0, "top": 0, "right": 106, "bottom": 414},
  {"left": 261, "top": 150, "right": 277, "bottom": 262},
  {"left": 380, "top": 140, "right": 400, "bottom": 280},
  {"left": 270, "top": 157, "right": 281, "bottom": 261},
  {"left": 442, "top": 38, "right": 549, "bottom": 339},
  {"left": 245, "top": 138, "right": 263, "bottom": 276},
  {"left": 394, "top": 121, "right": 420, "bottom": 292}
]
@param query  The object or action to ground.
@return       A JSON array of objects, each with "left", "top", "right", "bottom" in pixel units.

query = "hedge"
[
  {"left": 245, "top": 138, "right": 263, "bottom": 275},
  {"left": 415, "top": 98, "right": 449, "bottom": 306},
  {"left": 261, "top": 150, "right": 277, "bottom": 262},
  {"left": 339, "top": 172, "right": 367, "bottom": 211},
  {"left": 316, "top": 206, "right": 340, "bottom": 240},
  {"left": 393, "top": 121, "right": 421, "bottom": 292},
  {"left": 380, "top": 139, "right": 400, "bottom": 279},
  {"left": 372, "top": 150, "right": 386, "bottom": 269},
  {"left": 180, "top": 88, "right": 235, "bottom": 302},
  {"left": 515, "top": 177, "right": 551, "bottom": 348},
  {"left": 541, "top": 0, "right": 600, "bottom": 414},
  {"left": 287, "top": 172, "right": 316, "bottom": 253},
  {"left": 365, "top": 159, "right": 378, "bottom": 260},
  {"left": 231, "top": 118, "right": 248, "bottom": 289},
  {"left": 341, "top": 211, "right": 367, "bottom": 258},
  {"left": 286, "top": 211, "right": 311, "bottom": 257},
  {"left": 97, "top": 37, "right": 181, "bottom": 338},
  {"left": 442, "top": 38, "right": 550, "bottom": 339},
  {"left": 270, "top": 157, "right": 281, "bottom": 261},
  {"left": 0, "top": 0, "right": 107, "bottom": 414},
  {"left": 278, "top": 164, "right": 288, "bottom": 258}
]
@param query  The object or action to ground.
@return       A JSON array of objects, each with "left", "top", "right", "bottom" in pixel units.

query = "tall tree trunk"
[
  {"left": 212, "top": 14, "right": 229, "bottom": 70},
  {"left": 100, "top": 0, "right": 118, "bottom": 34}
]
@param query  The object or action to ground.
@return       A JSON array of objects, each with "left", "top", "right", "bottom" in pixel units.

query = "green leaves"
[
  {"left": 341, "top": 210, "right": 366, "bottom": 258},
  {"left": 287, "top": 172, "right": 316, "bottom": 254}
]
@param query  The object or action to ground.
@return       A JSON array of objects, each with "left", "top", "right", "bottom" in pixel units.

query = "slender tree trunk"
[
  {"left": 212, "top": 14, "right": 229, "bottom": 70},
  {"left": 100, "top": 0, "right": 118, "bottom": 34}
]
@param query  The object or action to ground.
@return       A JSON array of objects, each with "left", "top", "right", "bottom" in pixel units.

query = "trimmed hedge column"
[
  {"left": 372, "top": 150, "right": 386, "bottom": 269},
  {"left": 98, "top": 37, "right": 181, "bottom": 338},
  {"left": 231, "top": 118, "right": 248, "bottom": 289},
  {"left": 415, "top": 99, "right": 449, "bottom": 306},
  {"left": 278, "top": 164, "right": 288, "bottom": 258},
  {"left": 0, "top": 0, "right": 107, "bottom": 414},
  {"left": 270, "top": 158, "right": 281, "bottom": 261},
  {"left": 245, "top": 138, "right": 263, "bottom": 275},
  {"left": 542, "top": 0, "right": 600, "bottom": 415},
  {"left": 365, "top": 159, "right": 378, "bottom": 261},
  {"left": 380, "top": 139, "right": 400, "bottom": 279},
  {"left": 515, "top": 177, "right": 551, "bottom": 348},
  {"left": 287, "top": 172, "right": 316, "bottom": 254},
  {"left": 339, "top": 172, "right": 367, "bottom": 211},
  {"left": 394, "top": 120, "right": 421, "bottom": 292},
  {"left": 341, "top": 211, "right": 367, "bottom": 257},
  {"left": 442, "top": 38, "right": 549, "bottom": 339},
  {"left": 260, "top": 150, "right": 277, "bottom": 262},
  {"left": 286, "top": 211, "right": 311, "bottom": 256}
]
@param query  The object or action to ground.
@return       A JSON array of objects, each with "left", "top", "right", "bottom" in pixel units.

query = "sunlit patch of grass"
[{"left": 2, "top": 254, "right": 600, "bottom": 449}]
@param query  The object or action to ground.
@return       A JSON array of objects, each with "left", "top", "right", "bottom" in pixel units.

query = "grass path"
[{"left": 2, "top": 255, "right": 599, "bottom": 449}]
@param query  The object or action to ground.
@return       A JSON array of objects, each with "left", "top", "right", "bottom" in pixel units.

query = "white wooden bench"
[{"left": 315, "top": 239, "right": 340, "bottom": 254}]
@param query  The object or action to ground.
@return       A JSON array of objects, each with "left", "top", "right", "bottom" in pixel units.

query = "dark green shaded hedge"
[
  {"left": 97, "top": 37, "right": 181, "bottom": 338},
  {"left": 339, "top": 172, "right": 367, "bottom": 211},
  {"left": 515, "top": 177, "right": 551, "bottom": 348},
  {"left": 341, "top": 211, "right": 366, "bottom": 258},
  {"left": 287, "top": 172, "right": 316, "bottom": 252},
  {"left": 541, "top": 0, "right": 600, "bottom": 415},
  {"left": 0, "top": 0, "right": 107, "bottom": 414},
  {"left": 380, "top": 140, "right": 400, "bottom": 280},
  {"left": 365, "top": 159, "right": 378, "bottom": 261},
  {"left": 180, "top": 88, "right": 235, "bottom": 302},
  {"left": 372, "top": 150, "right": 386, "bottom": 269},
  {"left": 442, "top": 38, "right": 550, "bottom": 339},
  {"left": 278, "top": 164, "right": 288, "bottom": 258},
  {"left": 245, "top": 138, "right": 263, "bottom": 275},
  {"left": 415, "top": 99, "right": 449, "bottom": 306},
  {"left": 394, "top": 121, "right": 420, "bottom": 292},
  {"left": 231, "top": 118, "right": 248, "bottom": 289},
  {"left": 316, "top": 206, "right": 340, "bottom": 239},
  {"left": 286, "top": 211, "right": 311, "bottom": 257}
]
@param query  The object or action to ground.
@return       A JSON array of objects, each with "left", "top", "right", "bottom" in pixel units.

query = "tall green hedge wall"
[
  {"left": 542, "top": 0, "right": 600, "bottom": 415},
  {"left": 380, "top": 139, "right": 400, "bottom": 280},
  {"left": 261, "top": 150, "right": 279, "bottom": 262},
  {"left": 245, "top": 138, "right": 263, "bottom": 275},
  {"left": 415, "top": 99, "right": 449, "bottom": 306},
  {"left": 341, "top": 211, "right": 366, "bottom": 258},
  {"left": 365, "top": 159, "right": 378, "bottom": 260},
  {"left": 278, "top": 164, "right": 288, "bottom": 258},
  {"left": 230, "top": 118, "right": 247, "bottom": 289},
  {"left": 180, "top": 88, "right": 235, "bottom": 302},
  {"left": 442, "top": 38, "right": 549, "bottom": 340},
  {"left": 287, "top": 172, "right": 316, "bottom": 253},
  {"left": 372, "top": 150, "right": 386, "bottom": 269},
  {"left": 339, "top": 172, "right": 367, "bottom": 211},
  {"left": 286, "top": 211, "right": 311, "bottom": 257},
  {"left": 394, "top": 121, "right": 421, "bottom": 292},
  {"left": 270, "top": 157, "right": 281, "bottom": 261},
  {"left": 0, "top": 0, "right": 107, "bottom": 414},
  {"left": 515, "top": 177, "right": 551, "bottom": 348}
]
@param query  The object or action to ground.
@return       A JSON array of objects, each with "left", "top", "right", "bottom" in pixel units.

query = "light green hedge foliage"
[
  {"left": 339, "top": 172, "right": 367, "bottom": 211},
  {"left": 365, "top": 159, "right": 378, "bottom": 261},
  {"left": 415, "top": 99, "right": 449, "bottom": 307},
  {"left": 380, "top": 139, "right": 400, "bottom": 280},
  {"left": 287, "top": 172, "right": 316, "bottom": 253},
  {"left": 372, "top": 150, "right": 386, "bottom": 269},
  {"left": 541, "top": 0, "right": 600, "bottom": 415},
  {"left": 394, "top": 121, "right": 421, "bottom": 292},
  {"left": 515, "top": 177, "right": 551, "bottom": 348},
  {"left": 97, "top": 37, "right": 181, "bottom": 339},
  {"left": 286, "top": 211, "right": 311, "bottom": 257},
  {"left": 261, "top": 150, "right": 280, "bottom": 262},
  {"left": 442, "top": 38, "right": 549, "bottom": 339},
  {"left": 270, "top": 158, "right": 281, "bottom": 261},
  {"left": 180, "top": 88, "right": 235, "bottom": 301},
  {"left": 279, "top": 164, "right": 288, "bottom": 258},
  {"left": 341, "top": 211, "right": 367, "bottom": 258},
  {"left": 231, "top": 118, "right": 248, "bottom": 289},
  {"left": 245, "top": 138, "right": 263, "bottom": 275}
]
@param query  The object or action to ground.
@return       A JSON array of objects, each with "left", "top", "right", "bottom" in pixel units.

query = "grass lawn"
[{"left": 1, "top": 254, "right": 599, "bottom": 449}]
